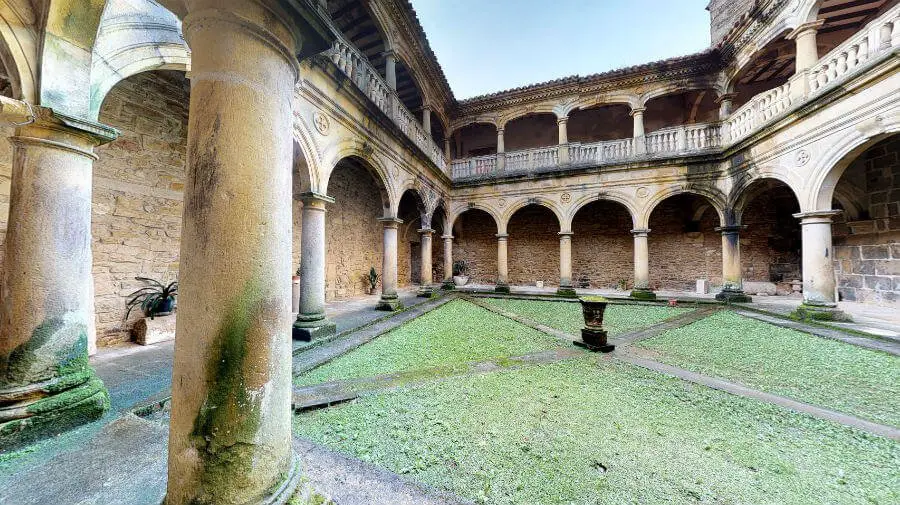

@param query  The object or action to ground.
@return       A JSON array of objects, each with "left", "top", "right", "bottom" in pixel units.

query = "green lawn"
[
  {"left": 295, "top": 358, "right": 899, "bottom": 505},
  {"left": 295, "top": 299, "right": 565, "bottom": 387},
  {"left": 481, "top": 298, "right": 691, "bottom": 335},
  {"left": 636, "top": 310, "right": 900, "bottom": 427}
]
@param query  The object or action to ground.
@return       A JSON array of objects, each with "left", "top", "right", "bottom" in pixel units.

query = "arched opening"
[
  {"left": 91, "top": 69, "right": 190, "bottom": 346},
  {"left": 567, "top": 104, "right": 633, "bottom": 143},
  {"left": 507, "top": 204, "right": 561, "bottom": 287},
  {"left": 571, "top": 200, "right": 634, "bottom": 290},
  {"left": 324, "top": 157, "right": 389, "bottom": 300},
  {"left": 644, "top": 90, "right": 720, "bottom": 132},
  {"left": 830, "top": 133, "right": 900, "bottom": 305},
  {"left": 452, "top": 208, "right": 499, "bottom": 285},
  {"left": 737, "top": 179, "right": 803, "bottom": 295},
  {"left": 731, "top": 34, "right": 794, "bottom": 109},
  {"left": 648, "top": 194, "right": 722, "bottom": 291},
  {"left": 453, "top": 122, "right": 497, "bottom": 158},
  {"left": 397, "top": 189, "right": 426, "bottom": 287},
  {"left": 503, "top": 113, "right": 557, "bottom": 152}
]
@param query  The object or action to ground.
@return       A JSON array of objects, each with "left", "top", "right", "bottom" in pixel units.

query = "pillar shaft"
[
  {"left": 557, "top": 232, "right": 575, "bottom": 296},
  {"left": 715, "top": 226, "right": 751, "bottom": 302},
  {"left": 444, "top": 137, "right": 451, "bottom": 161},
  {"left": 376, "top": 218, "right": 402, "bottom": 310},
  {"left": 795, "top": 211, "right": 840, "bottom": 306},
  {"left": 630, "top": 228, "right": 655, "bottom": 299},
  {"left": 442, "top": 235, "right": 454, "bottom": 286},
  {"left": 166, "top": 2, "right": 306, "bottom": 503},
  {"left": 422, "top": 107, "right": 431, "bottom": 137},
  {"left": 417, "top": 228, "right": 434, "bottom": 297},
  {"left": 497, "top": 128, "right": 505, "bottom": 153},
  {"left": 716, "top": 93, "right": 736, "bottom": 120},
  {"left": 384, "top": 51, "right": 397, "bottom": 91},
  {"left": 496, "top": 234, "right": 509, "bottom": 291},
  {"left": 0, "top": 109, "right": 115, "bottom": 447},
  {"left": 557, "top": 117, "right": 570, "bottom": 164},
  {"left": 293, "top": 193, "right": 336, "bottom": 341},
  {"left": 630, "top": 107, "right": 645, "bottom": 138},
  {"left": 790, "top": 21, "right": 824, "bottom": 72}
]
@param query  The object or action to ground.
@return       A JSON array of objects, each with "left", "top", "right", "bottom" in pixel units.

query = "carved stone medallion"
[{"left": 313, "top": 111, "right": 330, "bottom": 135}]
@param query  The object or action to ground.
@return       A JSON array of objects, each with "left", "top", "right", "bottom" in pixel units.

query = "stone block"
[
  {"left": 892, "top": 244, "right": 900, "bottom": 259},
  {"left": 861, "top": 245, "right": 890, "bottom": 259},
  {"left": 838, "top": 275, "right": 864, "bottom": 288},
  {"left": 863, "top": 275, "right": 893, "bottom": 290},
  {"left": 133, "top": 314, "right": 176, "bottom": 345},
  {"left": 743, "top": 281, "right": 775, "bottom": 295},
  {"left": 696, "top": 279, "right": 709, "bottom": 294},
  {"left": 874, "top": 260, "right": 900, "bottom": 276}
]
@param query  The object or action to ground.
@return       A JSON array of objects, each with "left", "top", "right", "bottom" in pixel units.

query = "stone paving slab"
[
  {"left": 293, "top": 295, "right": 454, "bottom": 376},
  {"left": 293, "top": 348, "right": 585, "bottom": 411},
  {"left": 617, "top": 349, "right": 900, "bottom": 441}
]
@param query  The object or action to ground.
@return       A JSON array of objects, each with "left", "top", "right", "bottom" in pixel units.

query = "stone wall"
[
  {"left": 648, "top": 196, "right": 723, "bottom": 291},
  {"left": 452, "top": 210, "right": 498, "bottom": 284},
  {"left": 741, "top": 186, "right": 801, "bottom": 284},
  {"left": 507, "top": 205, "right": 559, "bottom": 286},
  {"left": 92, "top": 70, "right": 188, "bottom": 346},
  {"left": 572, "top": 201, "right": 633, "bottom": 289},
  {"left": 833, "top": 136, "right": 900, "bottom": 305},
  {"left": 708, "top": 0, "right": 757, "bottom": 46}
]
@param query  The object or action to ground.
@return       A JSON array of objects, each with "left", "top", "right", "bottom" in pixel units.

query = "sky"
[{"left": 409, "top": 0, "right": 712, "bottom": 99}]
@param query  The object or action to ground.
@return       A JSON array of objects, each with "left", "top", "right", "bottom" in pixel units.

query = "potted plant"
[
  {"left": 452, "top": 260, "right": 470, "bottom": 286},
  {"left": 125, "top": 276, "right": 178, "bottom": 320},
  {"left": 367, "top": 267, "right": 379, "bottom": 295},
  {"left": 575, "top": 295, "right": 614, "bottom": 353},
  {"left": 292, "top": 267, "right": 301, "bottom": 313},
  {"left": 618, "top": 278, "right": 628, "bottom": 291}
]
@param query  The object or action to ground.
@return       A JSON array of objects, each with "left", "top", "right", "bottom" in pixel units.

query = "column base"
[
  {"left": 630, "top": 288, "right": 657, "bottom": 300},
  {"left": 292, "top": 313, "right": 337, "bottom": 342},
  {"left": 417, "top": 285, "right": 437, "bottom": 298},
  {"left": 260, "top": 452, "right": 303, "bottom": 505},
  {"left": 791, "top": 303, "right": 851, "bottom": 322},
  {"left": 494, "top": 284, "right": 511, "bottom": 294},
  {"left": 715, "top": 289, "right": 752, "bottom": 303},
  {"left": 575, "top": 328, "right": 615, "bottom": 353},
  {"left": 556, "top": 287, "right": 577, "bottom": 298},
  {"left": 375, "top": 294, "right": 403, "bottom": 311},
  {"left": 0, "top": 372, "right": 109, "bottom": 449},
  {"left": 441, "top": 280, "right": 455, "bottom": 291}
]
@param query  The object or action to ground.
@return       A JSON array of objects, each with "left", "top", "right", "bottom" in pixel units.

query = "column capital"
[
  {"left": 441, "top": 234, "right": 454, "bottom": 240},
  {"left": 715, "top": 225, "right": 745, "bottom": 234},
  {"left": 417, "top": 228, "right": 435, "bottom": 235},
  {"left": 558, "top": 231, "right": 574, "bottom": 237},
  {"left": 381, "top": 49, "right": 398, "bottom": 59},
  {"left": 298, "top": 191, "right": 335, "bottom": 205},
  {"left": 497, "top": 127, "right": 505, "bottom": 134},
  {"left": 631, "top": 228, "right": 650, "bottom": 237},
  {"left": 9, "top": 105, "right": 119, "bottom": 160},
  {"left": 793, "top": 210, "right": 841, "bottom": 224},
  {"left": 629, "top": 107, "right": 646, "bottom": 116},
  {"left": 787, "top": 20, "right": 825, "bottom": 40},
  {"left": 496, "top": 233, "right": 509, "bottom": 240},
  {"left": 557, "top": 116, "right": 569, "bottom": 124},
  {"left": 378, "top": 217, "right": 403, "bottom": 228}
]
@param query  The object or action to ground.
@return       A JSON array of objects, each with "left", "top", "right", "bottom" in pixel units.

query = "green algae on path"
[
  {"left": 636, "top": 310, "right": 900, "bottom": 427},
  {"left": 294, "top": 358, "right": 900, "bottom": 505},
  {"left": 481, "top": 298, "right": 691, "bottom": 336},
  {"left": 295, "top": 299, "right": 566, "bottom": 387}
]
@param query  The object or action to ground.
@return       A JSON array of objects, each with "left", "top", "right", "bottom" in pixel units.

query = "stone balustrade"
[
  {"left": 330, "top": 35, "right": 448, "bottom": 173},
  {"left": 451, "top": 4, "right": 899, "bottom": 181}
]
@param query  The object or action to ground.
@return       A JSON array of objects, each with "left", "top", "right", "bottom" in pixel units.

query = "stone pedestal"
[
  {"left": 574, "top": 329, "right": 615, "bottom": 353},
  {"left": 376, "top": 218, "right": 403, "bottom": 311},
  {"left": 630, "top": 228, "right": 656, "bottom": 300},
  {"left": 134, "top": 315, "right": 177, "bottom": 345},
  {"left": 0, "top": 107, "right": 115, "bottom": 448},
  {"left": 294, "top": 193, "right": 336, "bottom": 341}
]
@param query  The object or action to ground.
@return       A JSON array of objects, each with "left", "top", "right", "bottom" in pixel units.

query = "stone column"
[
  {"left": 417, "top": 228, "right": 435, "bottom": 297},
  {"left": 293, "top": 193, "right": 336, "bottom": 341},
  {"left": 0, "top": 107, "right": 116, "bottom": 448},
  {"left": 422, "top": 106, "right": 431, "bottom": 137},
  {"left": 376, "top": 218, "right": 403, "bottom": 310},
  {"left": 557, "top": 232, "right": 576, "bottom": 296},
  {"left": 793, "top": 211, "right": 846, "bottom": 320},
  {"left": 496, "top": 233, "right": 510, "bottom": 293},
  {"left": 788, "top": 21, "right": 825, "bottom": 72},
  {"left": 715, "top": 225, "right": 751, "bottom": 302},
  {"left": 557, "top": 116, "right": 570, "bottom": 164},
  {"left": 444, "top": 137, "right": 451, "bottom": 161},
  {"left": 384, "top": 50, "right": 397, "bottom": 91},
  {"left": 166, "top": 1, "right": 329, "bottom": 503},
  {"left": 442, "top": 234, "right": 454, "bottom": 289},
  {"left": 716, "top": 93, "right": 736, "bottom": 119},
  {"left": 630, "top": 228, "right": 656, "bottom": 300},
  {"left": 496, "top": 127, "right": 506, "bottom": 172},
  {"left": 631, "top": 106, "right": 646, "bottom": 155}
]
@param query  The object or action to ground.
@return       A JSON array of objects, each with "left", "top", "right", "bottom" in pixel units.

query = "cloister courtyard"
[{"left": 0, "top": 0, "right": 899, "bottom": 503}]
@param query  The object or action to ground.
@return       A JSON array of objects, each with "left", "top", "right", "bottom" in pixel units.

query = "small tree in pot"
[
  {"left": 367, "top": 267, "right": 379, "bottom": 295},
  {"left": 125, "top": 277, "right": 178, "bottom": 320},
  {"left": 452, "top": 260, "right": 470, "bottom": 286}
]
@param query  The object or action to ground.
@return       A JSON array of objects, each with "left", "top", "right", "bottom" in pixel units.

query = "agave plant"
[{"left": 125, "top": 277, "right": 178, "bottom": 320}]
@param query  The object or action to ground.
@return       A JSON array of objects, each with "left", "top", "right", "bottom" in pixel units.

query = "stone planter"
[
  {"left": 452, "top": 275, "right": 469, "bottom": 286},
  {"left": 291, "top": 276, "right": 301, "bottom": 313},
  {"left": 575, "top": 296, "right": 614, "bottom": 353},
  {"left": 134, "top": 314, "right": 176, "bottom": 345}
]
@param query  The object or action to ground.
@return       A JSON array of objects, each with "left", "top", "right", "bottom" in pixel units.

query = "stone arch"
[
  {"left": 397, "top": 186, "right": 427, "bottom": 222},
  {"left": 730, "top": 173, "right": 802, "bottom": 224},
  {"left": 322, "top": 148, "right": 393, "bottom": 215},
  {"left": 292, "top": 117, "right": 323, "bottom": 194},
  {"left": 796, "top": 0, "right": 824, "bottom": 25},
  {"left": 0, "top": 1, "right": 39, "bottom": 102},
  {"left": 447, "top": 117, "right": 499, "bottom": 137},
  {"left": 566, "top": 193, "right": 639, "bottom": 232},
  {"left": 725, "top": 26, "right": 795, "bottom": 98},
  {"left": 639, "top": 78, "right": 724, "bottom": 106},
  {"left": 449, "top": 203, "right": 501, "bottom": 234},
  {"left": 501, "top": 198, "right": 563, "bottom": 235},
  {"left": 807, "top": 118, "right": 900, "bottom": 211},
  {"left": 577, "top": 93, "right": 642, "bottom": 111},
  {"left": 639, "top": 185, "right": 727, "bottom": 229},
  {"left": 498, "top": 105, "right": 559, "bottom": 129}
]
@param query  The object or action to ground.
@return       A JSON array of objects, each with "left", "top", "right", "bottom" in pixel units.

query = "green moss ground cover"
[
  {"left": 295, "top": 299, "right": 565, "bottom": 387},
  {"left": 481, "top": 298, "right": 691, "bottom": 335},
  {"left": 294, "top": 358, "right": 899, "bottom": 505},
  {"left": 636, "top": 310, "right": 900, "bottom": 427}
]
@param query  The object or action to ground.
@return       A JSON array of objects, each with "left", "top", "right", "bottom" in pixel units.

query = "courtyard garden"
[{"left": 293, "top": 296, "right": 900, "bottom": 505}]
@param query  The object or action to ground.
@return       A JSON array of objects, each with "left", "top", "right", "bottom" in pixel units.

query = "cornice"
[{"left": 715, "top": 0, "right": 791, "bottom": 62}]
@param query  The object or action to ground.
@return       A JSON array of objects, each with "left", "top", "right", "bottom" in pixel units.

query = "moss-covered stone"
[
  {"left": 629, "top": 289, "right": 657, "bottom": 300},
  {"left": 790, "top": 304, "right": 851, "bottom": 322}
]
